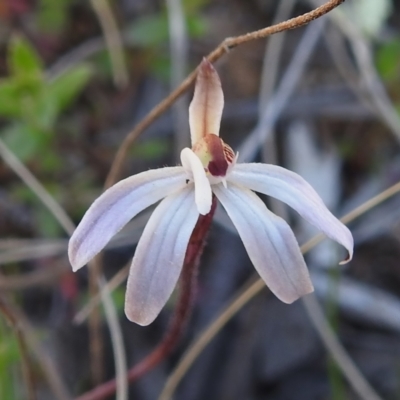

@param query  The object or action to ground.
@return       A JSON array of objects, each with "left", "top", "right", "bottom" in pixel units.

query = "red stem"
[{"left": 75, "top": 197, "right": 217, "bottom": 400}]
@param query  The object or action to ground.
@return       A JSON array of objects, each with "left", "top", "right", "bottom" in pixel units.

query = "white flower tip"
[
  {"left": 199, "top": 57, "right": 217, "bottom": 76},
  {"left": 339, "top": 249, "right": 353, "bottom": 265},
  {"left": 278, "top": 282, "right": 315, "bottom": 304},
  {"left": 124, "top": 304, "right": 155, "bottom": 326},
  {"left": 338, "top": 226, "right": 354, "bottom": 265},
  {"left": 197, "top": 200, "right": 211, "bottom": 216},
  {"left": 71, "top": 260, "right": 84, "bottom": 273},
  {"left": 180, "top": 147, "right": 192, "bottom": 172},
  {"left": 68, "top": 238, "right": 86, "bottom": 272}
]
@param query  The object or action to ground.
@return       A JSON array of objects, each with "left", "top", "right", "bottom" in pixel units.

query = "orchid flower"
[{"left": 68, "top": 59, "right": 353, "bottom": 326}]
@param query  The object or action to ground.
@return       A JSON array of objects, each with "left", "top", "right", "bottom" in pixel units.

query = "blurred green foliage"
[
  {"left": 130, "top": 138, "right": 169, "bottom": 159},
  {"left": 126, "top": 0, "right": 209, "bottom": 80},
  {"left": 37, "top": 0, "right": 72, "bottom": 33},
  {"left": 127, "top": 12, "right": 206, "bottom": 48},
  {"left": 0, "top": 35, "right": 93, "bottom": 165},
  {"left": 0, "top": 320, "right": 21, "bottom": 399},
  {"left": 0, "top": 35, "right": 93, "bottom": 236},
  {"left": 376, "top": 36, "right": 400, "bottom": 119},
  {"left": 376, "top": 37, "right": 400, "bottom": 82}
]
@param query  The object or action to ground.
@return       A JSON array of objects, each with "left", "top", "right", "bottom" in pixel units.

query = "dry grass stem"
[
  {"left": 0, "top": 296, "right": 37, "bottom": 400},
  {"left": 98, "top": 277, "right": 128, "bottom": 400},
  {"left": 74, "top": 264, "right": 130, "bottom": 324},
  {"left": 90, "top": 0, "right": 128, "bottom": 88},
  {"left": 302, "top": 294, "right": 383, "bottom": 400},
  {"left": 0, "top": 138, "right": 75, "bottom": 236},
  {"left": 166, "top": 0, "right": 190, "bottom": 157},
  {"left": 0, "top": 261, "right": 68, "bottom": 290}
]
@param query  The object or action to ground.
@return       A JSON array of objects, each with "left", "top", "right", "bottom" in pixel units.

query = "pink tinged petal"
[
  {"left": 189, "top": 59, "right": 224, "bottom": 145},
  {"left": 125, "top": 186, "right": 199, "bottom": 326},
  {"left": 68, "top": 167, "right": 188, "bottom": 272},
  {"left": 229, "top": 163, "right": 354, "bottom": 264},
  {"left": 213, "top": 183, "right": 314, "bottom": 304},
  {"left": 180, "top": 148, "right": 212, "bottom": 215}
]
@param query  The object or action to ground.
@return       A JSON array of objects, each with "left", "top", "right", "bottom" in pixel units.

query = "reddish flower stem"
[{"left": 75, "top": 197, "right": 217, "bottom": 400}]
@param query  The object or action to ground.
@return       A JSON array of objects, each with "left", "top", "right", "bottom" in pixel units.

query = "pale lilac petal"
[
  {"left": 229, "top": 163, "right": 353, "bottom": 263},
  {"left": 68, "top": 167, "right": 187, "bottom": 271},
  {"left": 189, "top": 59, "right": 224, "bottom": 145},
  {"left": 213, "top": 183, "right": 314, "bottom": 303},
  {"left": 125, "top": 185, "right": 199, "bottom": 325},
  {"left": 180, "top": 148, "right": 212, "bottom": 215}
]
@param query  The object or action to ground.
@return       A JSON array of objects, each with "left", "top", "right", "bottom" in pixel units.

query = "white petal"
[
  {"left": 125, "top": 186, "right": 199, "bottom": 325},
  {"left": 213, "top": 183, "right": 314, "bottom": 304},
  {"left": 180, "top": 148, "right": 212, "bottom": 215},
  {"left": 68, "top": 167, "right": 187, "bottom": 271},
  {"left": 189, "top": 59, "right": 224, "bottom": 145},
  {"left": 229, "top": 163, "right": 354, "bottom": 263}
]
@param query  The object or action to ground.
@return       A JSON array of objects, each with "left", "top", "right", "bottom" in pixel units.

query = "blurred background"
[{"left": 1, "top": 0, "right": 400, "bottom": 399}]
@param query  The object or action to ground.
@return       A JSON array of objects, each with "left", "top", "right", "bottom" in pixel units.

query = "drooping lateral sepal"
[
  {"left": 228, "top": 163, "right": 354, "bottom": 264},
  {"left": 214, "top": 183, "right": 314, "bottom": 303}
]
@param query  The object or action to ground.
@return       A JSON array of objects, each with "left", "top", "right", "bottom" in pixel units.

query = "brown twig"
[
  {"left": 104, "top": 0, "right": 345, "bottom": 188},
  {"left": 0, "top": 296, "right": 37, "bottom": 400},
  {"left": 75, "top": 197, "right": 217, "bottom": 400}
]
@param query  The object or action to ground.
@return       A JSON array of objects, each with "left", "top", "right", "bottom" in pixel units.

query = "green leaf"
[
  {"left": 126, "top": 12, "right": 207, "bottom": 48},
  {"left": 149, "top": 55, "right": 171, "bottom": 81},
  {"left": 47, "top": 64, "right": 93, "bottom": 113},
  {"left": 182, "top": 0, "right": 210, "bottom": 14},
  {"left": 187, "top": 14, "right": 208, "bottom": 38},
  {"left": 36, "top": 206, "right": 62, "bottom": 237},
  {"left": 0, "top": 80, "right": 22, "bottom": 117},
  {"left": 126, "top": 15, "right": 169, "bottom": 47},
  {"left": 0, "top": 75, "right": 43, "bottom": 119},
  {"left": 376, "top": 37, "right": 400, "bottom": 81},
  {"left": 0, "top": 322, "right": 20, "bottom": 399},
  {"left": 37, "top": 0, "right": 71, "bottom": 33},
  {"left": 2, "top": 124, "right": 44, "bottom": 162},
  {"left": 130, "top": 138, "right": 169, "bottom": 159},
  {"left": 40, "top": 152, "right": 62, "bottom": 173},
  {"left": 34, "top": 94, "right": 59, "bottom": 130},
  {"left": 9, "top": 35, "right": 43, "bottom": 77}
]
